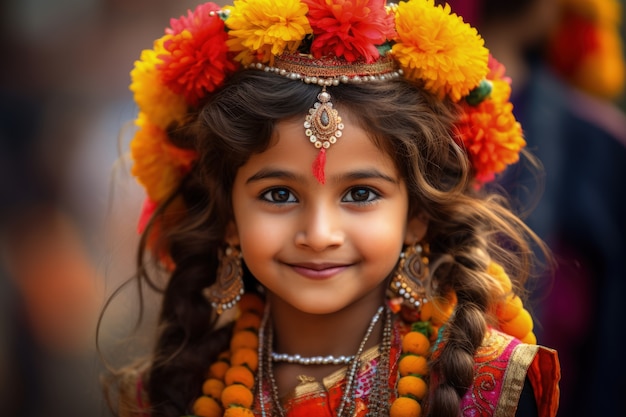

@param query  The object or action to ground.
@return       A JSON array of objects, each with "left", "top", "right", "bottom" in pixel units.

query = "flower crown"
[{"left": 129, "top": 0, "right": 525, "bottom": 236}]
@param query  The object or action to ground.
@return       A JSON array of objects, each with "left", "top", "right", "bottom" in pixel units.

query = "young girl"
[{"left": 107, "top": 1, "right": 560, "bottom": 416}]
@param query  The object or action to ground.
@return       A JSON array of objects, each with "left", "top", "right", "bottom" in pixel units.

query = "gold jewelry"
[
  {"left": 305, "top": 87, "right": 344, "bottom": 184},
  {"left": 390, "top": 243, "right": 429, "bottom": 310},
  {"left": 203, "top": 245, "right": 244, "bottom": 314}
]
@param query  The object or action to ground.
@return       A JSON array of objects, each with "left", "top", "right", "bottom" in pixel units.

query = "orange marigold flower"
[
  {"left": 226, "top": 0, "right": 312, "bottom": 65},
  {"left": 390, "top": 396, "right": 422, "bottom": 417},
  {"left": 230, "top": 330, "right": 259, "bottom": 351},
  {"left": 209, "top": 360, "right": 230, "bottom": 380},
  {"left": 398, "top": 354, "right": 428, "bottom": 377},
  {"left": 193, "top": 395, "right": 222, "bottom": 417},
  {"left": 224, "top": 365, "right": 255, "bottom": 388},
  {"left": 455, "top": 78, "right": 525, "bottom": 183},
  {"left": 230, "top": 348, "right": 259, "bottom": 371},
  {"left": 202, "top": 378, "right": 225, "bottom": 399},
  {"left": 402, "top": 331, "right": 430, "bottom": 357},
  {"left": 130, "top": 114, "right": 197, "bottom": 203},
  {"left": 159, "top": 3, "right": 238, "bottom": 106},
  {"left": 221, "top": 384, "right": 254, "bottom": 408},
  {"left": 304, "top": 0, "right": 396, "bottom": 63},
  {"left": 500, "top": 307, "right": 534, "bottom": 339},
  {"left": 130, "top": 36, "right": 188, "bottom": 130},
  {"left": 397, "top": 375, "right": 428, "bottom": 400},
  {"left": 224, "top": 406, "right": 256, "bottom": 417},
  {"left": 392, "top": 0, "right": 488, "bottom": 101}
]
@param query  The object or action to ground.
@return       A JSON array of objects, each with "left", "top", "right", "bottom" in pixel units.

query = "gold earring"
[
  {"left": 203, "top": 245, "right": 244, "bottom": 314},
  {"left": 389, "top": 242, "right": 429, "bottom": 310}
]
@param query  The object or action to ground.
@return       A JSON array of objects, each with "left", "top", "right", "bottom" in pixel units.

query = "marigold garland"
[
  {"left": 191, "top": 294, "right": 264, "bottom": 417},
  {"left": 187, "top": 260, "right": 536, "bottom": 417}
]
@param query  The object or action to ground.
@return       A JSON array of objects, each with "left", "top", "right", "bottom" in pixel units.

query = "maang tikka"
[
  {"left": 390, "top": 242, "right": 430, "bottom": 310},
  {"left": 305, "top": 87, "right": 344, "bottom": 184},
  {"left": 203, "top": 245, "right": 244, "bottom": 314}
]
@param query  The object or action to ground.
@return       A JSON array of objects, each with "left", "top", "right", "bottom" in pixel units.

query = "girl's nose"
[{"left": 294, "top": 203, "right": 345, "bottom": 252}]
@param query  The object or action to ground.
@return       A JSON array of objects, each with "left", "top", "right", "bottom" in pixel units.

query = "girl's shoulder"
[{"left": 466, "top": 328, "right": 560, "bottom": 417}]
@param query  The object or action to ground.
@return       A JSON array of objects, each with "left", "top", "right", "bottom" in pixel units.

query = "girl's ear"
[
  {"left": 225, "top": 221, "right": 240, "bottom": 246},
  {"left": 404, "top": 214, "right": 428, "bottom": 244}
]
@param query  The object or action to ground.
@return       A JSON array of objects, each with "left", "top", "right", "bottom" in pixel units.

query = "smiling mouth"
[{"left": 287, "top": 262, "right": 350, "bottom": 280}]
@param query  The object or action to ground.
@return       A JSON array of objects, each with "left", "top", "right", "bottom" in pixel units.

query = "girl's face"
[{"left": 230, "top": 109, "right": 421, "bottom": 315}]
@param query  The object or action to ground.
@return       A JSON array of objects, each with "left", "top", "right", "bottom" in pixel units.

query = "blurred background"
[{"left": 0, "top": 0, "right": 624, "bottom": 416}]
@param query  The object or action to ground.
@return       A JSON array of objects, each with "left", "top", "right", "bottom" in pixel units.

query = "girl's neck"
[{"left": 268, "top": 284, "right": 387, "bottom": 359}]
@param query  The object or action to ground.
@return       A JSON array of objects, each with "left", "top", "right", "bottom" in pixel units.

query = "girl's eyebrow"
[
  {"left": 330, "top": 169, "right": 399, "bottom": 185},
  {"left": 246, "top": 168, "right": 399, "bottom": 185},
  {"left": 245, "top": 168, "right": 301, "bottom": 184}
]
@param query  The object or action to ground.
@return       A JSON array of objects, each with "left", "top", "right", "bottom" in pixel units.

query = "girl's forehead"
[{"left": 239, "top": 115, "right": 400, "bottom": 184}]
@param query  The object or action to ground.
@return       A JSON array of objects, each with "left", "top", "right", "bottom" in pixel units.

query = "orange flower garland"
[
  {"left": 188, "top": 260, "right": 534, "bottom": 417},
  {"left": 190, "top": 294, "right": 264, "bottom": 417},
  {"left": 390, "top": 322, "right": 432, "bottom": 417}
]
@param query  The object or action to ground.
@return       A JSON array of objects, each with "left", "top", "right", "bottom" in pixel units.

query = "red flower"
[
  {"left": 159, "top": 3, "right": 238, "bottom": 106},
  {"left": 304, "top": 0, "right": 395, "bottom": 63}
]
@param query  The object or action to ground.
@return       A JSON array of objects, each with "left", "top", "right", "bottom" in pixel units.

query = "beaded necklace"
[{"left": 188, "top": 266, "right": 536, "bottom": 417}]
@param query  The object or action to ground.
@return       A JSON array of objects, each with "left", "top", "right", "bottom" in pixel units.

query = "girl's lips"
[{"left": 289, "top": 263, "right": 349, "bottom": 280}]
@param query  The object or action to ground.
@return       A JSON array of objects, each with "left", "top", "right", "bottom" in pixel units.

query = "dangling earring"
[
  {"left": 203, "top": 245, "right": 244, "bottom": 314},
  {"left": 389, "top": 242, "right": 429, "bottom": 310}
]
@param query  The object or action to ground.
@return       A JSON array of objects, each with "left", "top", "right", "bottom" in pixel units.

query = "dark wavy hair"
[{"left": 102, "top": 69, "right": 546, "bottom": 417}]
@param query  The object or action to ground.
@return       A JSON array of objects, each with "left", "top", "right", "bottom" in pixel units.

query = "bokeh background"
[{"left": 1, "top": 1, "right": 625, "bottom": 416}]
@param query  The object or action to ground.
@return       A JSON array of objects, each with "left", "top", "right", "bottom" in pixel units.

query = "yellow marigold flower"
[
  {"left": 225, "top": 0, "right": 312, "bottom": 65},
  {"left": 488, "top": 262, "right": 513, "bottom": 295},
  {"left": 521, "top": 331, "right": 537, "bottom": 345},
  {"left": 391, "top": 0, "right": 489, "bottom": 101},
  {"left": 129, "top": 36, "right": 188, "bottom": 130},
  {"left": 130, "top": 114, "right": 196, "bottom": 202},
  {"left": 497, "top": 294, "right": 523, "bottom": 322}
]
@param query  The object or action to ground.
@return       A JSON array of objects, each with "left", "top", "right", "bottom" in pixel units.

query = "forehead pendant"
[{"left": 304, "top": 87, "right": 344, "bottom": 184}]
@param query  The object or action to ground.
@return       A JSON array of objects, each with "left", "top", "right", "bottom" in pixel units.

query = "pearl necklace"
[
  {"left": 270, "top": 352, "right": 355, "bottom": 365},
  {"left": 258, "top": 305, "right": 386, "bottom": 417}
]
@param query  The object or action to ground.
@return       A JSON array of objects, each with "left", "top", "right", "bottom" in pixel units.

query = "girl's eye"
[
  {"left": 261, "top": 188, "right": 297, "bottom": 203},
  {"left": 342, "top": 187, "right": 379, "bottom": 203}
]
